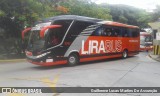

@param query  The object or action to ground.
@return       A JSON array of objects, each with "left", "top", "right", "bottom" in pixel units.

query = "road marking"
[
  {"left": 0, "top": 59, "right": 26, "bottom": 63},
  {"left": 11, "top": 75, "right": 60, "bottom": 86},
  {"left": 40, "top": 74, "right": 60, "bottom": 87},
  {"left": 40, "top": 74, "right": 60, "bottom": 94},
  {"left": 7, "top": 93, "right": 26, "bottom": 96},
  {"left": 8, "top": 74, "right": 60, "bottom": 96}
]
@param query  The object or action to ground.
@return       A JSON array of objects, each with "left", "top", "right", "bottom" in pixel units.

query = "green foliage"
[
  {"left": 0, "top": 0, "right": 45, "bottom": 56},
  {"left": 136, "top": 10, "right": 151, "bottom": 28},
  {"left": 102, "top": 4, "right": 151, "bottom": 28},
  {"left": 0, "top": 10, "right": 5, "bottom": 17},
  {"left": 151, "top": 5, "right": 160, "bottom": 22},
  {"left": 38, "top": 0, "right": 112, "bottom": 20},
  {"left": 60, "top": 0, "right": 112, "bottom": 20},
  {"left": 0, "top": 0, "right": 44, "bottom": 28}
]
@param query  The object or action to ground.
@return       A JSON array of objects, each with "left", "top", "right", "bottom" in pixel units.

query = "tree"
[
  {"left": 151, "top": 5, "right": 160, "bottom": 21},
  {"left": 0, "top": 0, "right": 45, "bottom": 55},
  {"left": 59, "top": 0, "right": 112, "bottom": 20},
  {"left": 102, "top": 4, "right": 151, "bottom": 28},
  {"left": 0, "top": 0, "right": 46, "bottom": 36}
]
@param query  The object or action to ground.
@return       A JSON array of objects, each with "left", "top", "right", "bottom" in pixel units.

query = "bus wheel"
[
  {"left": 67, "top": 53, "right": 79, "bottom": 66},
  {"left": 122, "top": 50, "right": 128, "bottom": 59}
]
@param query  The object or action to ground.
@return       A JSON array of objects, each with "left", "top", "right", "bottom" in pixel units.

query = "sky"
[{"left": 92, "top": 0, "right": 160, "bottom": 11}]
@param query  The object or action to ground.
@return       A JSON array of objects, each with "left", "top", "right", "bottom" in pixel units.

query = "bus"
[
  {"left": 140, "top": 32, "right": 153, "bottom": 51},
  {"left": 22, "top": 15, "right": 140, "bottom": 66}
]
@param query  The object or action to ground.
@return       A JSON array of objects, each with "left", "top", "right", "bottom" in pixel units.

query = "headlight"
[
  {"left": 36, "top": 51, "right": 51, "bottom": 58},
  {"left": 140, "top": 45, "right": 145, "bottom": 48}
]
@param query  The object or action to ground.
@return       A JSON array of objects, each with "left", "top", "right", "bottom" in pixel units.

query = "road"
[{"left": 0, "top": 52, "right": 160, "bottom": 96}]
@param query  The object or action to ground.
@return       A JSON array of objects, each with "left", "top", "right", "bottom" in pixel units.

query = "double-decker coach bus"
[
  {"left": 22, "top": 15, "right": 140, "bottom": 66},
  {"left": 140, "top": 32, "right": 153, "bottom": 51}
]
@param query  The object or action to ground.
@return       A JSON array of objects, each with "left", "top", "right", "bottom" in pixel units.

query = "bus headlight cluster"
[
  {"left": 36, "top": 52, "right": 51, "bottom": 58},
  {"left": 140, "top": 45, "right": 145, "bottom": 48}
]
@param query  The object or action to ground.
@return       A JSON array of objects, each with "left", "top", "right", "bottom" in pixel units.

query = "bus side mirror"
[
  {"left": 22, "top": 28, "right": 31, "bottom": 40},
  {"left": 40, "top": 25, "right": 62, "bottom": 39}
]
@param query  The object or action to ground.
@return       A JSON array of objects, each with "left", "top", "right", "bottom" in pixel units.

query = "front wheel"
[
  {"left": 67, "top": 53, "right": 79, "bottom": 66},
  {"left": 122, "top": 50, "right": 128, "bottom": 59}
]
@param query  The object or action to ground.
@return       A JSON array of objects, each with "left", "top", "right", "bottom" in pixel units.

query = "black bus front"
[{"left": 25, "top": 20, "right": 73, "bottom": 66}]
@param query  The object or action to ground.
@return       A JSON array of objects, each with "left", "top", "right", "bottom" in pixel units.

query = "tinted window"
[
  {"left": 112, "top": 27, "right": 122, "bottom": 37},
  {"left": 127, "top": 28, "right": 139, "bottom": 37},
  {"left": 92, "top": 25, "right": 139, "bottom": 38},
  {"left": 51, "top": 20, "right": 72, "bottom": 40},
  {"left": 92, "top": 26, "right": 103, "bottom": 36},
  {"left": 66, "top": 21, "right": 93, "bottom": 40},
  {"left": 121, "top": 28, "right": 128, "bottom": 37},
  {"left": 46, "top": 20, "right": 72, "bottom": 46},
  {"left": 102, "top": 27, "right": 112, "bottom": 36},
  {"left": 145, "top": 35, "right": 153, "bottom": 42},
  {"left": 93, "top": 26, "right": 121, "bottom": 37}
]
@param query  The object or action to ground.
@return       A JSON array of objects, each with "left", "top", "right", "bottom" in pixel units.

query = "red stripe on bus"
[
  {"left": 80, "top": 54, "right": 122, "bottom": 62},
  {"left": 28, "top": 60, "right": 67, "bottom": 66}
]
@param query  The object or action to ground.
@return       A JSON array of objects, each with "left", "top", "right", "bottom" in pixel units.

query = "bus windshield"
[
  {"left": 27, "top": 20, "right": 73, "bottom": 52},
  {"left": 140, "top": 35, "right": 153, "bottom": 46},
  {"left": 144, "top": 35, "right": 153, "bottom": 42},
  {"left": 27, "top": 30, "right": 45, "bottom": 52}
]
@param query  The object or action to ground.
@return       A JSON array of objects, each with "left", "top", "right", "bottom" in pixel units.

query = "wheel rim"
[
  {"left": 69, "top": 56, "right": 76, "bottom": 64},
  {"left": 123, "top": 51, "right": 127, "bottom": 58}
]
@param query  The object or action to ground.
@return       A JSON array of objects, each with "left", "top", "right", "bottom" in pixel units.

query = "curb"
[
  {"left": 148, "top": 54, "right": 160, "bottom": 62},
  {"left": 0, "top": 59, "right": 26, "bottom": 63}
]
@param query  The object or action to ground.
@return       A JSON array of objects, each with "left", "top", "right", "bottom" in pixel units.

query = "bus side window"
[
  {"left": 103, "top": 27, "right": 112, "bottom": 36},
  {"left": 112, "top": 27, "right": 121, "bottom": 37},
  {"left": 132, "top": 29, "right": 139, "bottom": 37},
  {"left": 66, "top": 21, "right": 93, "bottom": 40},
  {"left": 92, "top": 27, "right": 103, "bottom": 36},
  {"left": 121, "top": 28, "right": 128, "bottom": 37},
  {"left": 51, "top": 20, "right": 72, "bottom": 41},
  {"left": 127, "top": 28, "right": 139, "bottom": 37}
]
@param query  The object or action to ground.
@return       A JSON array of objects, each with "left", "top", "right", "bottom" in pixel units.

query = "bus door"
[{"left": 127, "top": 28, "right": 140, "bottom": 52}]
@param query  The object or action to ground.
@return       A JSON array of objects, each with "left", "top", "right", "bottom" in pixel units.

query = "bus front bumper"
[
  {"left": 140, "top": 46, "right": 153, "bottom": 51},
  {"left": 27, "top": 59, "right": 67, "bottom": 66},
  {"left": 26, "top": 51, "right": 67, "bottom": 66}
]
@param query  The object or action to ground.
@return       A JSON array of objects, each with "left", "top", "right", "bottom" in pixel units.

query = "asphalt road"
[{"left": 0, "top": 52, "right": 160, "bottom": 96}]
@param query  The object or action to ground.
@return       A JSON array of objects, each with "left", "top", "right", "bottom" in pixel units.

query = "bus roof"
[
  {"left": 36, "top": 15, "right": 139, "bottom": 28},
  {"left": 39, "top": 15, "right": 103, "bottom": 23},
  {"left": 140, "top": 32, "right": 151, "bottom": 36},
  {"left": 99, "top": 21, "right": 139, "bottom": 29}
]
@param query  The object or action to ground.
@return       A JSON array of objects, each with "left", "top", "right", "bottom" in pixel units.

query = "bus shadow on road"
[
  {"left": 31, "top": 64, "right": 67, "bottom": 70},
  {"left": 31, "top": 56, "right": 136, "bottom": 70}
]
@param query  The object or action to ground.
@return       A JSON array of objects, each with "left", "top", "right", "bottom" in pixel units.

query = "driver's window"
[{"left": 46, "top": 20, "right": 72, "bottom": 47}]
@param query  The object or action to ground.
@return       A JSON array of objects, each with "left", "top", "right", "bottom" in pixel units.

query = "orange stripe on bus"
[{"left": 28, "top": 60, "right": 67, "bottom": 66}]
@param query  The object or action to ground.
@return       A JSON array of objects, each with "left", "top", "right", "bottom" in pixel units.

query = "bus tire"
[
  {"left": 122, "top": 50, "right": 128, "bottom": 59},
  {"left": 67, "top": 53, "right": 79, "bottom": 66}
]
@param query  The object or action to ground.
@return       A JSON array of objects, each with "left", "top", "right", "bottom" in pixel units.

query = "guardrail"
[
  {"left": 153, "top": 45, "right": 160, "bottom": 55},
  {"left": 153, "top": 40, "right": 160, "bottom": 55}
]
